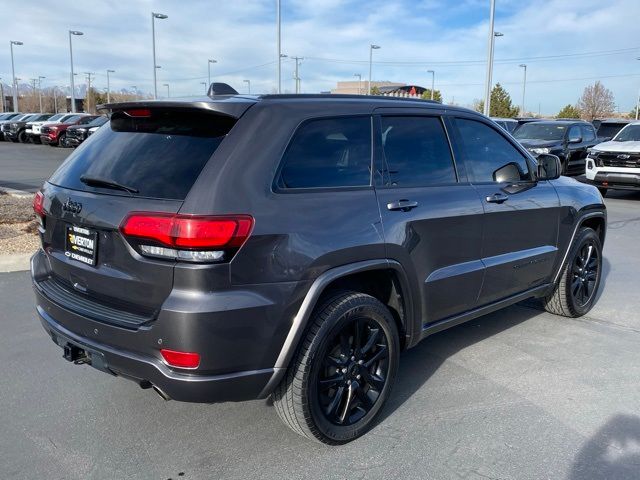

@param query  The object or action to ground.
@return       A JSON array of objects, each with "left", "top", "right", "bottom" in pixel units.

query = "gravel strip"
[{"left": 0, "top": 191, "right": 40, "bottom": 254}]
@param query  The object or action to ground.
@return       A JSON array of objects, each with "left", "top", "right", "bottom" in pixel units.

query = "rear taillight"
[
  {"left": 33, "top": 191, "right": 45, "bottom": 217},
  {"left": 120, "top": 213, "right": 254, "bottom": 263},
  {"left": 160, "top": 349, "right": 200, "bottom": 369}
]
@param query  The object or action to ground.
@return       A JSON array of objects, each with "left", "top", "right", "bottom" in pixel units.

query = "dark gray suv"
[{"left": 31, "top": 90, "right": 606, "bottom": 444}]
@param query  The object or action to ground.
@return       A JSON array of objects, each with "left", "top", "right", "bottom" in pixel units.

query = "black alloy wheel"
[{"left": 317, "top": 316, "right": 390, "bottom": 426}]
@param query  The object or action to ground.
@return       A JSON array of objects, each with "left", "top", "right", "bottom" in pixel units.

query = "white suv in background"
[{"left": 586, "top": 122, "right": 640, "bottom": 197}]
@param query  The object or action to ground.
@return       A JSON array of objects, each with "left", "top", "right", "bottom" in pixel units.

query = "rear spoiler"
[{"left": 97, "top": 97, "right": 257, "bottom": 120}]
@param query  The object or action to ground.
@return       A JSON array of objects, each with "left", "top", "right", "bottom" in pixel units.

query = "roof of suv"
[{"left": 99, "top": 94, "right": 471, "bottom": 119}]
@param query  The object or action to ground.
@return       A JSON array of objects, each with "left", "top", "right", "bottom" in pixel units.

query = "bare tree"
[{"left": 577, "top": 81, "right": 615, "bottom": 121}]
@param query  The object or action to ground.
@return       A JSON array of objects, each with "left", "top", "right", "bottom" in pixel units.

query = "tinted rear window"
[{"left": 49, "top": 109, "right": 236, "bottom": 200}]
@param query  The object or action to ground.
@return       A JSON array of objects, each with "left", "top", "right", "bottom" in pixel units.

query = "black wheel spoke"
[
  {"left": 356, "top": 387, "right": 373, "bottom": 409},
  {"left": 325, "top": 385, "right": 345, "bottom": 417},
  {"left": 360, "top": 327, "right": 380, "bottom": 355},
  {"left": 353, "top": 319, "right": 362, "bottom": 351},
  {"left": 339, "top": 332, "right": 351, "bottom": 357},
  {"left": 364, "top": 345, "right": 388, "bottom": 368},
  {"left": 338, "top": 385, "right": 355, "bottom": 424},
  {"left": 361, "top": 369, "right": 385, "bottom": 391},
  {"left": 319, "top": 374, "right": 344, "bottom": 390}
]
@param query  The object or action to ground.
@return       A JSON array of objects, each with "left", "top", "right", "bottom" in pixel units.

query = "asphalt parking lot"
[{"left": 1, "top": 141, "right": 639, "bottom": 479}]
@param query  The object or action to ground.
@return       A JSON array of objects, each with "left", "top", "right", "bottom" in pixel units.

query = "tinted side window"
[
  {"left": 568, "top": 125, "right": 582, "bottom": 140},
  {"left": 454, "top": 118, "right": 531, "bottom": 183},
  {"left": 379, "top": 116, "right": 456, "bottom": 187},
  {"left": 581, "top": 124, "right": 596, "bottom": 141},
  {"left": 277, "top": 117, "right": 371, "bottom": 189}
]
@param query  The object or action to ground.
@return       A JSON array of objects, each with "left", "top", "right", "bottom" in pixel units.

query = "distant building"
[{"left": 331, "top": 81, "right": 427, "bottom": 97}]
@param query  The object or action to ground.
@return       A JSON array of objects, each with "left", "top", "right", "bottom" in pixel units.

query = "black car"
[
  {"left": 594, "top": 118, "right": 632, "bottom": 142},
  {"left": 3, "top": 113, "right": 54, "bottom": 143},
  {"left": 65, "top": 116, "right": 108, "bottom": 147},
  {"left": 31, "top": 87, "right": 606, "bottom": 444},
  {"left": 513, "top": 120, "right": 598, "bottom": 175}
]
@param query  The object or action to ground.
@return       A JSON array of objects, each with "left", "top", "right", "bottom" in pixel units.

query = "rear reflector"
[
  {"left": 33, "top": 191, "right": 45, "bottom": 217},
  {"left": 160, "top": 349, "right": 200, "bottom": 369}
]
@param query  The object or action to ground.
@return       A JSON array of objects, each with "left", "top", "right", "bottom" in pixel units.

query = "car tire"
[
  {"left": 543, "top": 227, "right": 602, "bottom": 318},
  {"left": 57, "top": 133, "right": 67, "bottom": 147},
  {"left": 17, "top": 130, "right": 28, "bottom": 143},
  {"left": 597, "top": 188, "right": 608, "bottom": 198},
  {"left": 273, "top": 291, "right": 400, "bottom": 445}
]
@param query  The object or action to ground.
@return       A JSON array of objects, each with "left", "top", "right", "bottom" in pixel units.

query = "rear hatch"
[{"left": 36, "top": 102, "right": 250, "bottom": 327}]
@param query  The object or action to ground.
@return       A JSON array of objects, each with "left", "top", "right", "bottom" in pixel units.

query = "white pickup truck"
[{"left": 586, "top": 122, "right": 640, "bottom": 197}]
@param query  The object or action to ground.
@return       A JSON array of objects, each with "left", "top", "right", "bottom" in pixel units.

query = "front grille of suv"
[{"left": 598, "top": 152, "right": 640, "bottom": 168}]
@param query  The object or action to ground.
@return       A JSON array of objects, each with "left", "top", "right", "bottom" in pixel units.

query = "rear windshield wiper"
[{"left": 80, "top": 175, "right": 139, "bottom": 194}]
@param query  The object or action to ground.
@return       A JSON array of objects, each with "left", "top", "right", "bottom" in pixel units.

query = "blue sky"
[{"left": 1, "top": 0, "right": 639, "bottom": 114}]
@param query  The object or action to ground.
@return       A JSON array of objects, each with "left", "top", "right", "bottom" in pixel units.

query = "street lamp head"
[
  {"left": 208, "top": 59, "right": 217, "bottom": 64},
  {"left": 69, "top": 30, "right": 83, "bottom": 36},
  {"left": 519, "top": 64, "right": 526, "bottom": 68},
  {"left": 371, "top": 44, "right": 381, "bottom": 50},
  {"left": 428, "top": 69, "right": 435, "bottom": 74},
  {"left": 155, "top": 65, "right": 162, "bottom": 69},
  {"left": 163, "top": 83, "right": 169, "bottom": 87},
  {"left": 494, "top": 32, "right": 504, "bottom": 37},
  {"left": 107, "top": 69, "right": 115, "bottom": 73},
  {"left": 39, "top": 76, "right": 46, "bottom": 79},
  {"left": 153, "top": 12, "right": 168, "bottom": 19},
  {"left": 10, "top": 40, "right": 24, "bottom": 46},
  {"left": 280, "top": 54, "right": 288, "bottom": 58}
]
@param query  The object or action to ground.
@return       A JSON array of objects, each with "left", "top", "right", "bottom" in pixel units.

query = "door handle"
[
  {"left": 485, "top": 193, "right": 509, "bottom": 204},
  {"left": 387, "top": 199, "right": 419, "bottom": 212}
]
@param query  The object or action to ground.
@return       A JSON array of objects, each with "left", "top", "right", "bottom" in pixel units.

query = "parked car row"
[{"left": 0, "top": 112, "right": 107, "bottom": 147}]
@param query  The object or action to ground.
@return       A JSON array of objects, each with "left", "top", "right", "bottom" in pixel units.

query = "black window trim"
[
  {"left": 272, "top": 114, "right": 375, "bottom": 194},
  {"left": 449, "top": 114, "right": 539, "bottom": 186},
  {"left": 373, "top": 113, "right": 463, "bottom": 189}
]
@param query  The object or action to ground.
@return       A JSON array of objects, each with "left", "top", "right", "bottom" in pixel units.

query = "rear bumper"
[
  {"left": 31, "top": 249, "right": 300, "bottom": 403},
  {"left": 37, "top": 304, "right": 275, "bottom": 402}
]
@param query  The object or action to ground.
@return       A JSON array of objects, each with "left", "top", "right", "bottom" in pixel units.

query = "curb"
[
  {"left": 0, "top": 253, "right": 32, "bottom": 273},
  {"left": 0, "top": 186, "right": 33, "bottom": 198}
]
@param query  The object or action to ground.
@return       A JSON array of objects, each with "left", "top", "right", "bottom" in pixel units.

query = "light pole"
[
  {"left": 200, "top": 81, "right": 207, "bottom": 94},
  {"left": 483, "top": 29, "right": 503, "bottom": 116},
  {"left": 151, "top": 12, "right": 168, "bottom": 99},
  {"left": 10, "top": 40, "right": 23, "bottom": 112},
  {"left": 106, "top": 69, "right": 115, "bottom": 103},
  {"left": 292, "top": 56, "right": 303, "bottom": 94},
  {"left": 635, "top": 57, "right": 640, "bottom": 120},
  {"left": 483, "top": 0, "right": 497, "bottom": 116},
  {"left": 427, "top": 69, "right": 435, "bottom": 100},
  {"left": 519, "top": 64, "right": 527, "bottom": 116},
  {"left": 0, "top": 77, "right": 4, "bottom": 113},
  {"left": 68, "top": 30, "right": 83, "bottom": 113},
  {"left": 243, "top": 79, "right": 251, "bottom": 94},
  {"left": 277, "top": 0, "right": 281, "bottom": 93},
  {"left": 163, "top": 83, "right": 170, "bottom": 98},
  {"left": 368, "top": 44, "right": 380, "bottom": 95},
  {"left": 353, "top": 74, "right": 362, "bottom": 94},
  {"left": 207, "top": 59, "right": 217, "bottom": 89},
  {"left": 38, "top": 76, "right": 45, "bottom": 113}
]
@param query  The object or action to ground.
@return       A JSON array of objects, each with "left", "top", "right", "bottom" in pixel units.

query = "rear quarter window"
[
  {"left": 275, "top": 116, "right": 372, "bottom": 190},
  {"left": 48, "top": 109, "right": 236, "bottom": 200}
]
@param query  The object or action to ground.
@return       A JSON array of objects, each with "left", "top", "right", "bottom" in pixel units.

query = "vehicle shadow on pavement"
[
  {"left": 379, "top": 304, "right": 541, "bottom": 423},
  {"left": 568, "top": 414, "right": 640, "bottom": 480}
]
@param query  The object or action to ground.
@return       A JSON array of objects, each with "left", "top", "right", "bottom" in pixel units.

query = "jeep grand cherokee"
[{"left": 31, "top": 86, "right": 606, "bottom": 444}]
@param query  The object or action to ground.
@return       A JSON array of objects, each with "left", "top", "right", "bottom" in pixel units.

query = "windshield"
[
  {"left": 46, "top": 114, "right": 65, "bottom": 122},
  {"left": 613, "top": 124, "right": 640, "bottom": 142},
  {"left": 513, "top": 123, "right": 567, "bottom": 141}
]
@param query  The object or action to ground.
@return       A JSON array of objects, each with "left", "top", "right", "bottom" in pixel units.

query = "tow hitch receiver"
[{"left": 63, "top": 343, "right": 90, "bottom": 364}]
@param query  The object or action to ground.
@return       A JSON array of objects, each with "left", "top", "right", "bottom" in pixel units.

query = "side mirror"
[
  {"left": 568, "top": 134, "right": 582, "bottom": 144},
  {"left": 537, "top": 154, "right": 562, "bottom": 180},
  {"left": 493, "top": 162, "right": 522, "bottom": 183}
]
